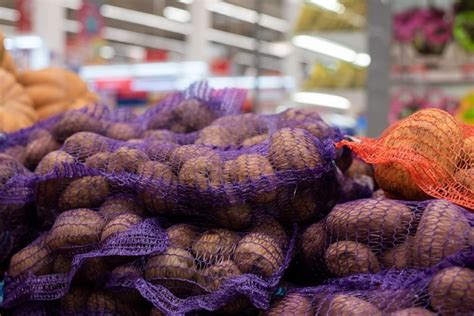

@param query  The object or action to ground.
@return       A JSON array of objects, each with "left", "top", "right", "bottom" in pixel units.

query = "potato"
[
  {"left": 63, "top": 132, "right": 110, "bottom": 161},
  {"left": 87, "top": 292, "right": 139, "bottom": 316},
  {"left": 58, "top": 176, "right": 109, "bottom": 210},
  {"left": 325, "top": 241, "right": 380, "bottom": 277},
  {"left": 459, "top": 136, "right": 474, "bottom": 168},
  {"left": 375, "top": 109, "right": 463, "bottom": 200},
  {"left": 105, "top": 123, "right": 141, "bottom": 141},
  {"left": 84, "top": 151, "right": 110, "bottom": 170},
  {"left": 196, "top": 260, "right": 241, "bottom": 291},
  {"left": 79, "top": 257, "right": 111, "bottom": 283},
  {"left": 60, "top": 287, "right": 90, "bottom": 314},
  {"left": 166, "top": 224, "right": 198, "bottom": 249},
  {"left": 138, "top": 161, "right": 176, "bottom": 215},
  {"left": 173, "top": 99, "right": 216, "bottom": 132},
  {"left": 46, "top": 209, "right": 105, "bottom": 251},
  {"left": 241, "top": 134, "right": 268, "bottom": 147},
  {"left": 300, "top": 221, "right": 326, "bottom": 267},
  {"left": 35, "top": 150, "right": 75, "bottom": 176},
  {"left": 179, "top": 155, "right": 223, "bottom": 190},
  {"left": 53, "top": 112, "right": 103, "bottom": 142},
  {"left": 170, "top": 144, "right": 213, "bottom": 172},
  {"left": 325, "top": 198, "right": 413, "bottom": 247},
  {"left": 412, "top": 200, "right": 470, "bottom": 268},
  {"left": 279, "top": 188, "right": 320, "bottom": 223},
  {"left": 143, "top": 129, "right": 176, "bottom": 143},
  {"left": 214, "top": 204, "right": 252, "bottom": 230},
  {"left": 144, "top": 140, "right": 178, "bottom": 164},
  {"left": 235, "top": 232, "right": 284, "bottom": 277},
  {"left": 346, "top": 157, "right": 374, "bottom": 179},
  {"left": 35, "top": 151, "right": 76, "bottom": 209},
  {"left": 107, "top": 147, "right": 148, "bottom": 174},
  {"left": 8, "top": 243, "right": 51, "bottom": 278},
  {"left": 429, "top": 267, "right": 474, "bottom": 315},
  {"left": 318, "top": 294, "right": 382, "bottom": 316},
  {"left": 372, "top": 189, "right": 386, "bottom": 199},
  {"left": 280, "top": 108, "right": 322, "bottom": 121},
  {"left": 455, "top": 168, "right": 474, "bottom": 193},
  {"left": 195, "top": 125, "right": 236, "bottom": 147},
  {"left": 212, "top": 113, "right": 263, "bottom": 140},
  {"left": 192, "top": 229, "right": 239, "bottom": 264},
  {"left": 224, "top": 154, "right": 276, "bottom": 204},
  {"left": 294, "top": 120, "right": 336, "bottom": 140},
  {"left": 381, "top": 236, "right": 414, "bottom": 269},
  {"left": 144, "top": 247, "right": 196, "bottom": 281},
  {"left": 269, "top": 128, "right": 322, "bottom": 171},
  {"left": 24, "top": 132, "right": 60, "bottom": 168},
  {"left": 265, "top": 293, "right": 312, "bottom": 316},
  {"left": 100, "top": 213, "right": 142, "bottom": 242},
  {"left": 99, "top": 195, "right": 144, "bottom": 220},
  {"left": 389, "top": 308, "right": 436, "bottom": 316},
  {"left": 250, "top": 217, "right": 288, "bottom": 249},
  {"left": 3, "top": 145, "right": 26, "bottom": 165}
]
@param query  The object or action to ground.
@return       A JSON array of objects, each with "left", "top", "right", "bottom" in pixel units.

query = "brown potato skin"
[
  {"left": 58, "top": 176, "right": 110, "bottom": 210},
  {"left": 265, "top": 293, "right": 313, "bottom": 316},
  {"left": 7, "top": 243, "right": 51, "bottom": 278},
  {"left": 325, "top": 198, "right": 413, "bottom": 248},
  {"left": 45, "top": 209, "right": 105, "bottom": 251},
  {"left": 192, "top": 229, "right": 239, "bottom": 264},
  {"left": 389, "top": 308, "right": 436, "bottom": 316},
  {"left": 166, "top": 224, "right": 198, "bottom": 249},
  {"left": 318, "top": 294, "right": 382, "bottom": 316},
  {"left": 196, "top": 260, "right": 241, "bottom": 291},
  {"left": 234, "top": 232, "right": 284, "bottom": 278},
  {"left": 100, "top": 213, "right": 142, "bottom": 242},
  {"left": 300, "top": 221, "right": 326, "bottom": 267},
  {"left": 381, "top": 236, "right": 414, "bottom": 269},
  {"left": 144, "top": 247, "right": 196, "bottom": 281},
  {"left": 412, "top": 200, "right": 470, "bottom": 268},
  {"left": 429, "top": 267, "right": 474, "bottom": 315},
  {"left": 325, "top": 241, "right": 380, "bottom": 277}
]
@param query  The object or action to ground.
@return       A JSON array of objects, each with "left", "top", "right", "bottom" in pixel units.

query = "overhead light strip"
[
  {"left": 293, "top": 92, "right": 351, "bottom": 110},
  {"left": 208, "top": 2, "right": 289, "bottom": 32},
  {"left": 292, "top": 35, "right": 371, "bottom": 67}
]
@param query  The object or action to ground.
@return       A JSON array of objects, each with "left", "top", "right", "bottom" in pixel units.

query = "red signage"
[{"left": 16, "top": 0, "right": 32, "bottom": 32}]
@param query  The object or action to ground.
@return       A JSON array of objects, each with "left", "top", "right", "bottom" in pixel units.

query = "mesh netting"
[
  {"left": 267, "top": 247, "right": 473, "bottom": 315},
  {"left": 2, "top": 208, "right": 296, "bottom": 315},
  {"left": 296, "top": 198, "right": 473, "bottom": 284},
  {"left": 337, "top": 109, "right": 474, "bottom": 209}
]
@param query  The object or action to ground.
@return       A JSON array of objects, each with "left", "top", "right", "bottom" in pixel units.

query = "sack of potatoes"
[
  {"left": 1, "top": 209, "right": 167, "bottom": 309},
  {"left": 267, "top": 249, "right": 473, "bottom": 316},
  {"left": 339, "top": 108, "right": 474, "bottom": 210},
  {"left": 144, "top": 81, "right": 245, "bottom": 133},
  {"left": 297, "top": 198, "right": 473, "bottom": 279}
]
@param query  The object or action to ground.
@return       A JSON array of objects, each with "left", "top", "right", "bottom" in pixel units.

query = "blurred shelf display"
[{"left": 391, "top": 68, "right": 474, "bottom": 86}]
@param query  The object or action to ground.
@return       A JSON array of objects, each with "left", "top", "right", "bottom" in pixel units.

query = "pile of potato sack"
[{"left": 0, "top": 80, "right": 472, "bottom": 315}]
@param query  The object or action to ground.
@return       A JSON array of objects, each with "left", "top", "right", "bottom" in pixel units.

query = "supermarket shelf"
[
  {"left": 391, "top": 70, "right": 474, "bottom": 86},
  {"left": 293, "top": 31, "right": 367, "bottom": 54}
]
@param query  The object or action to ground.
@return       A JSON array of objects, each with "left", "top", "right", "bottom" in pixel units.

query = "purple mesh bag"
[
  {"left": 296, "top": 198, "right": 473, "bottom": 285},
  {"left": 2, "top": 216, "right": 167, "bottom": 308},
  {"left": 3, "top": 216, "right": 296, "bottom": 315},
  {"left": 266, "top": 247, "right": 473, "bottom": 315},
  {"left": 29, "top": 125, "right": 337, "bottom": 229},
  {"left": 105, "top": 223, "right": 297, "bottom": 315}
]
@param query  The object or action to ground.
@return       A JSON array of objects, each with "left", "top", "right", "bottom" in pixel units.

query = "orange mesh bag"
[{"left": 337, "top": 109, "right": 474, "bottom": 209}]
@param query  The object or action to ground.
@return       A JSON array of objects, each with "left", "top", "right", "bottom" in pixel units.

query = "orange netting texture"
[{"left": 337, "top": 109, "right": 474, "bottom": 209}]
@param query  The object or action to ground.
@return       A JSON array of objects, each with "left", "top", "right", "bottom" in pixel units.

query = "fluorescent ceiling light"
[
  {"left": 163, "top": 6, "right": 191, "bottom": 23},
  {"left": 208, "top": 2, "right": 289, "bottom": 32},
  {"left": 308, "top": 0, "right": 345, "bottom": 14},
  {"left": 0, "top": 7, "right": 19, "bottom": 21},
  {"left": 101, "top": 4, "right": 191, "bottom": 35},
  {"left": 293, "top": 92, "right": 351, "bottom": 110},
  {"left": 178, "top": 0, "right": 194, "bottom": 3},
  {"left": 293, "top": 35, "right": 370, "bottom": 67},
  {"left": 99, "top": 45, "right": 115, "bottom": 59}
]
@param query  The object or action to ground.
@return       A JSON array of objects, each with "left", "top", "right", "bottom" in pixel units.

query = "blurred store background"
[{"left": 0, "top": 0, "right": 473, "bottom": 136}]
